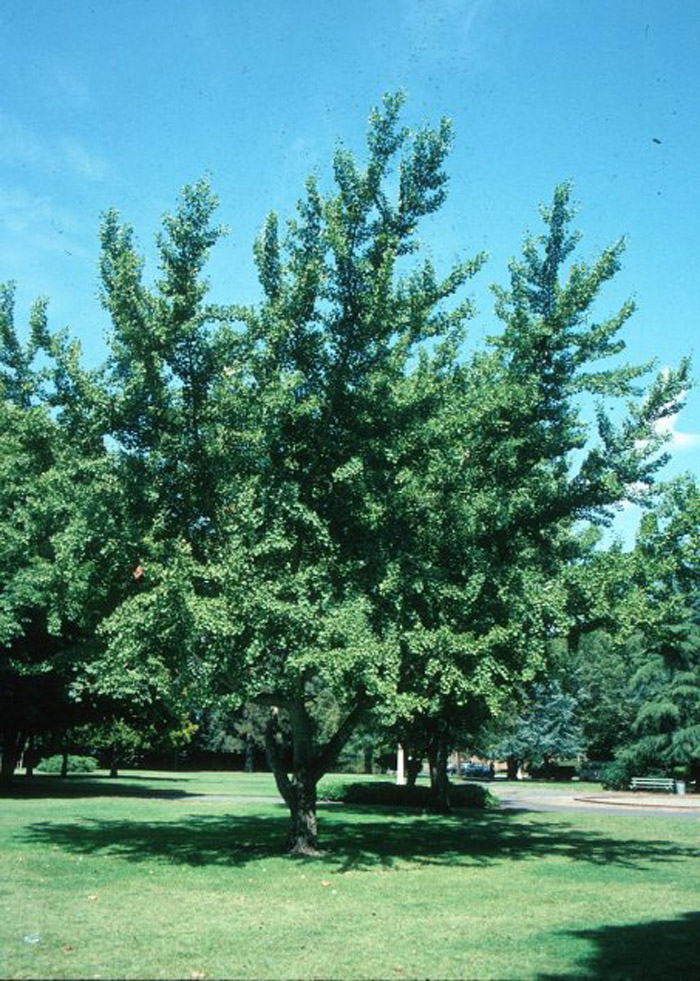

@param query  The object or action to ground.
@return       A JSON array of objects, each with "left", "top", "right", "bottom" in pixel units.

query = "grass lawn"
[{"left": 1, "top": 770, "right": 698, "bottom": 979}]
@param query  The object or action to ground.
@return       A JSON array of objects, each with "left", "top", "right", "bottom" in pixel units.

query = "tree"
[
  {"left": 379, "top": 181, "right": 690, "bottom": 807},
  {"left": 76, "top": 708, "right": 197, "bottom": 777},
  {"left": 0, "top": 274, "right": 168, "bottom": 784},
  {"left": 612, "top": 477, "right": 700, "bottom": 787},
  {"left": 192, "top": 93, "right": 490, "bottom": 851},
  {"left": 0, "top": 286, "right": 102, "bottom": 782},
  {"left": 492, "top": 681, "right": 584, "bottom": 777},
  {"left": 564, "top": 628, "right": 637, "bottom": 762},
  {"left": 3, "top": 96, "right": 692, "bottom": 851}
]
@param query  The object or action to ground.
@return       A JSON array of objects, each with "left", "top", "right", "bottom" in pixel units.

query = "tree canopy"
[{"left": 0, "top": 94, "right": 695, "bottom": 846}]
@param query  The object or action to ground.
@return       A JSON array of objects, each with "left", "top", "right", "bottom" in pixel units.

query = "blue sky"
[{"left": 1, "top": 0, "right": 698, "bottom": 538}]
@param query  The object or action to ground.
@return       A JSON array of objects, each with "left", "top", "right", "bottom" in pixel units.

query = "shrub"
[
  {"left": 577, "top": 761, "right": 607, "bottom": 782},
  {"left": 600, "top": 759, "right": 634, "bottom": 790},
  {"left": 37, "top": 754, "right": 98, "bottom": 774},
  {"left": 318, "top": 779, "right": 496, "bottom": 809},
  {"left": 529, "top": 763, "right": 577, "bottom": 781}
]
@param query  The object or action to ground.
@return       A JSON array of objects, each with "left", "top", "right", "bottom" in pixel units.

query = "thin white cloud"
[
  {"left": 654, "top": 411, "right": 700, "bottom": 451},
  {"left": 52, "top": 68, "right": 92, "bottom": 111},
  {"left": 61, "top": 139, "right": 108, "bottom": 182},
  {"left": 652, "top": 373, "right": 700, "bottom": 451},
  {"left": 0, "top": 111, "right": 108, "bottom": 182},
  {"left": 0, "top": 111, "right": 42, "bottom": 166},
  {"left": 0, "top": 188, "right": 90, "bottom": 261}
]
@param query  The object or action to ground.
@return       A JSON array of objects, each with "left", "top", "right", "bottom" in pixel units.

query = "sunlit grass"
[{"left": 2, "top": 771, "right": 698, "bottom": 979}]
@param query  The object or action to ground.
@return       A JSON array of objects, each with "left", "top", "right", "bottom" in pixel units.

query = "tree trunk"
[
  {"left": 0, "top": 727, "right": 24, "bottom": 785},
  {"left": 506, "top": 756, "right": 519, "bottom": 781},
  {"left": 286, "top": 776, "right": 319, "bottom": 855},
  {"left": 265, "top": 704, "right": 323, "bottom": 855},
  {"left": 363, "top": 743, "right": 373, "bottom": 774},
  {"left": 244, "top": 732, "right": 254, "bottom": 773},
  {"left": 0, "top": 749, "right": 16, "bottom": 785},
  {"left": 24, "top": 734, "right": 36, "bottom": 778},
  {"left": 109, "top": 746, "right": 119, "bottom": 778},
  {"left": 428, "top": 735, "right": 451, "bottom": 812},
  {"left": 59, "top": 731, "right": 68, "bottom": 778},
  {"left": 406, "top": 748, "right": 422, "bottom": 788},
  {"left": 263, "top": 693, "right": 368, "bottom": 854}
]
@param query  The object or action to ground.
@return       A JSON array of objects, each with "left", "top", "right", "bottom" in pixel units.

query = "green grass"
[{"left": 2, "top": 770, "right": 699, "bottom": 979}]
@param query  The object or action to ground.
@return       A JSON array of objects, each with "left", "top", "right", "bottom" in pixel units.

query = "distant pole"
[{"left": 396, "top": 744, "right": 406, "bottom": 786}]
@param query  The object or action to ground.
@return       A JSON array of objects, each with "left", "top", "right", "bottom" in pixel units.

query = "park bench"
[{"left": 630, "top": 776, "right": 675, "bottom": 793}]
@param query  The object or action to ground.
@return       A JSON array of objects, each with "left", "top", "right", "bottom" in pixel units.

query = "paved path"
[
  {"left": 497, "top": 784, "right": 700, "bottom": 819},
  {"left": 167, "top": 786, "right": 700, "bottom": 818}
]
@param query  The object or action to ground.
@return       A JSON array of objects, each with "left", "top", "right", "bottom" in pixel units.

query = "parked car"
[{"left": 462, "top": 763, "right": 494, "bottom": 780}]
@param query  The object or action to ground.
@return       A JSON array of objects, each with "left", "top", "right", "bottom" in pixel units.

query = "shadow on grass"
[
  {"left": 540, "top": 911, "right": 700, "bottom": 979},
  {"left": 0, "top": 774, "right": 193, "bottom": 800},
  {"left": 18, "top": 804, "right": 698, "bottom": 873}
]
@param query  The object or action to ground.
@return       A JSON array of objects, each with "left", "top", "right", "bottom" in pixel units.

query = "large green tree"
[
  {"left": 377, "top": 181, "right": 690, "bottom": 807},
  {"left": 3, "top": 96, "right": 693, "bottom": 850},
  {"left": 0, "top": 284, "right": 119, "bottom": 781},
  {"left": 197, "top": 94, "right": 488, "bottom": 851}
]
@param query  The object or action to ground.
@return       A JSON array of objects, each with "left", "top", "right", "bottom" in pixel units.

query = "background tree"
[
  {"left": 491, "top": 681, "right": 585, "bottom": 778},
  {"left": 607, "top": 477, "right": 700, "bottom": 787},
  {"left": 382, "top": 182, "right": 690, "bottom": 807},
  {"left": 0, "top": 285, "right": 113, "bottom": 782}
]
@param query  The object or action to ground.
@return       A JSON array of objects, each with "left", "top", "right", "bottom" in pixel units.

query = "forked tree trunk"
[
  {"left": 263, "top": 693, "right": 368, "bottom": 854},
  {"left": 265, "top": 702, "right": 323, "bottom": 856}
]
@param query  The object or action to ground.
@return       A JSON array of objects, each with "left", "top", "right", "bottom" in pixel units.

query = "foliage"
[
  {"left": 492, "top": 681, "right": 585, "bottom": 772},
  {"left": 0, "top": 95, "right": 694, "bottom": 847},
  {"left": 319, "top": 778, "right": 495, "bottom": 809},
  {"left": 599, "top": 758, "right": 636, "bottom": 791},
  {"left": 37, "top": 754, "right": 97, "bottom": 774},
  {"left": 382, "top": 179, "right": 690, "bottom": 805},
  {"left": 564, "top": 628, "right": 637, "bottom": 761},
  {"left": 601, "top": 478, "right": 700, "bottom": 783}
]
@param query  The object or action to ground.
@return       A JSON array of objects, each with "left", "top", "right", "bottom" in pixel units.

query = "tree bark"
[
  {"left": 24, "top": 734, "right": 36, "bottom": 778},
  {"left": 406, "top": 749, "right": 422, "bottom": 788},
  {"left": 263, "top": 693, "right": 368, "bottom": 854},
  {"left": 427, "top": 734, "right": 451, "bottom": 812},
  {"left": 264, "top": 704, "right": 322, "bottom": 855},
  {"left": 286, "top": 775, "right": 319, "bottom": 855},
  {"left": 0, "top": 727, "right": 25, "bottom": 785},
  {"left": 244, "top": 732, "right": 254, "bottom": 773}
]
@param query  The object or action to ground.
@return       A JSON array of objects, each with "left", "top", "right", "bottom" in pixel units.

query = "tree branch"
[
  {"left": 264, "top": 707, "right": 293, "bottom": 807},
  {"left": 313, "top": 695, "right": 370, "bottom": 780}
]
